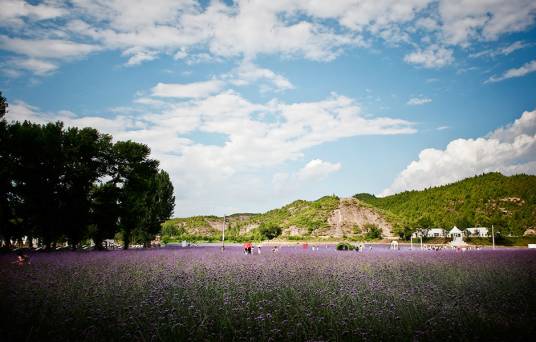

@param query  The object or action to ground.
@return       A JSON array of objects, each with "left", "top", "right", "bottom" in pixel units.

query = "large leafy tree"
[
  {"left": 0, "top": 92, "right": 12, "bottom": 246},
  {"left": 135, "top": 170, "right": 175, "bottom": 246},
  {"left": 61, "top": 127, "right": 113, "bottom": 248},
  {"left": 0, "top": 97, "right": 175, "bottom": 249},
  {"left": 7, "top": 121, "right": 65, "bottom": 248},
  {"left": 112, "top": 141, "right": 159, "bottom": 249},
  {"left": 89, "top": 183, "right": 120, "bottom": 250},
  {"left": 0, "top": 97, "right": 13, "bottom": 246}
]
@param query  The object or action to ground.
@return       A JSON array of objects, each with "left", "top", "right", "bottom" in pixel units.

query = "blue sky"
[{"left": 1, "top": 0, "right": 536, "bottom": 216}]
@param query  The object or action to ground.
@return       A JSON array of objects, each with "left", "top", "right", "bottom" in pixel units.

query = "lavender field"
[{"left": 1, "top": 247, "right": 535, "bottom": 341}]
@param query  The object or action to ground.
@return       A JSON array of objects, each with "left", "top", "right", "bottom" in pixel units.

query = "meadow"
[{"left": 1, "top": 246, "right": 535, "bottom": 341}]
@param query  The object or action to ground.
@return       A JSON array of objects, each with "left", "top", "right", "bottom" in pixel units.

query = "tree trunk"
[
  {"left": 93, "top": 237, "right": 104, "bottom": 251},
  {"left": 123, "top": 230, "right": 130, "bottom": 250}
]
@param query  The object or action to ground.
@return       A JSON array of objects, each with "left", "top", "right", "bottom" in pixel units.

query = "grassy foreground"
[{"left": 1, "top": 247, "right": 535, "bottom": 341}]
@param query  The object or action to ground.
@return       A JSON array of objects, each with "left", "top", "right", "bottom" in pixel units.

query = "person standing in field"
[{"left": 14, "top": 250, "right": 30, "bottom": 266}]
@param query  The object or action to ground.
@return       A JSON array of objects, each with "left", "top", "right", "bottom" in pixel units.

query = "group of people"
[{"left": 243, "top": 243, "right": 281, "bottom": 254}]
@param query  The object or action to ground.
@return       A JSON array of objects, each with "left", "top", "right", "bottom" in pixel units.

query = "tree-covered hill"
[
  {"left": 162, "top": 195, "right": 395, "bottom": 241},
  {"left": 163, "top": 173, "right": 535, "bottom": 242},
  {"left": 354, "top": 173, "right": 536, "bottom": 237},
  {"left": 162, "top": 196, "right": 342, "bottom": 241}
]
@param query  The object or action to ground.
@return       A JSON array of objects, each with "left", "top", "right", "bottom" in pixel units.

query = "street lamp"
[{"left": 221, "top": 215, "right": 226, "bottom": 251}]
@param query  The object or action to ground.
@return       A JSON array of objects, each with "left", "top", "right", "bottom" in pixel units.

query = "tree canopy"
[{"left": 0, "top": 94, "right": 175, "bottom": 249}]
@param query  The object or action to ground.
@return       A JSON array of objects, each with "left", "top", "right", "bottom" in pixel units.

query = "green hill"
[
  {"left": 161, "top": 195, "right": 398, "bottom": 242},
  {"left": 161, "top": 195, "right": 343, "bottom": 242},
  {"left": 161, "top": 173, "right": 536, "bottom": 242},
  {"left": 354, "top": 173, "right": 536, "bottom": 238}
]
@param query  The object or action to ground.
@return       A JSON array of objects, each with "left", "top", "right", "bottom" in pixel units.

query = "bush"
[
  {"left": 336, "top": 242, "right": 355, "bottom": 251},
  {"left": 259, "top": 223, "right": 282, "bottom": 240},
  {"left": 364, "top": 224, "right": 382, "bottom": 240}
]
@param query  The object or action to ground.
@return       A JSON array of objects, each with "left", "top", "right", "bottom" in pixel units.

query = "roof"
[{"left": 449, "top": 226, "right": 462, "bottom": 233}]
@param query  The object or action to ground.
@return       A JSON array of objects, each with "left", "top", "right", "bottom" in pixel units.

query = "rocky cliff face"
[{"left": 318, "top": 198, "right": 394, "bottom": 238}]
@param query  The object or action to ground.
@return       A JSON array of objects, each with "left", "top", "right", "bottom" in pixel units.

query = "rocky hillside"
[
  {"left": 162, "top": 173, "right": 536, "bottom": 241},
  {"left": 162, "top": 196, "right": 396, "bottom": 241}
]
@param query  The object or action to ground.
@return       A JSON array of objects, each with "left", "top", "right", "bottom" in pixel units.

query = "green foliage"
[
  {"left": 253, "top": 195, "right": 340, "bottom": 233},
  {"left": 0, "top": 91, "right": 7, "bottom": 118},
  {"left": 336, "top": 242, "right": 355, "bottom": 250},
  {"left": 89, "top": 183, "right": 120, "bottom": 250},
  {"left": 355, "top": 173, "right": 536, "bottom": 236},
  {"left": 258, "top": 222, "right": 282, "bottom": 240},
  {"left": 0, "top": 113, "right": 174, "bottom": 249},
  {"left": 364, "top": 224, "right": 382, "bottom": 240}
]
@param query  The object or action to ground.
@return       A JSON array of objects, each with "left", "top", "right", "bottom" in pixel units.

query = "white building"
[
  {"left": 426, "top": 228, "right": 446, "bottom": 238},
  {"left": 447, "top": 226, "right": 463, "bottom": 238},
  {"left": 466, "top": 227, "right": 489, "bottom": 237}
]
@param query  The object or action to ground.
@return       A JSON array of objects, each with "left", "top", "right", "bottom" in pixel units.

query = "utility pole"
[
  {"left": 221, "top": 215, "right": 226, "bottom": 251},
  {"left": 492, "top": 224, "right": 495, "bottom": 250}
]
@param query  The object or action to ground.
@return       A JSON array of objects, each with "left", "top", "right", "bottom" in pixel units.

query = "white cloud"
[
  {"left": 224, "top": 61, "right": 294, "bottom": 92},
  {"left": 10, "top": 58, "right": 58, "bottom": 75},
  {"left": 381, "top": 110, "right": 536, "bottom": 196},
  {"left": 404, "top": 45, "right": 454, "bottom": 68},
  {"left": 470, "top": 41, "right": 529, "bottom": 59},
  {"left": 2, "top": 0, "right": 536, "bottom": 74},
  {"left": 6, "top": 89, "right": 415, "bottom": 215},
  {"left": 0, "top": 0, "right": 66, "bottom": 27},
  {"left": 151, "top": 80, "right": 225, "bottom": 98},
  {"left": 297, "top": 159, "right": 342, "bottom": 181},
  {"left": 407, "top": 97, "right": 432, "bottom": 106},
  {"left": 0, "top": 35, "right": 100, "bottom": 59},
  {"left": 122, "top": 48, "right": 158, "bottom": 66},
  {"left": 486, "top": 60, "right": 536, "bottom": 83},
  {"left": 272, "top": 159, "right": 342, "bottom": 195},
  {"left": 438, "top": 0, "right": 536, "bottom": 46}
]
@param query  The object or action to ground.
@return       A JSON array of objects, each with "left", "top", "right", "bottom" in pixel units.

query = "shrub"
[
  {"left": 259, "top": 223, "right": 282, "bottom": 240},
  {"left": 364, "top": 224, "right": 382, "bottom": 240},
  {"left": 336, "top": 242, "right": 355, "bottom": 251}
]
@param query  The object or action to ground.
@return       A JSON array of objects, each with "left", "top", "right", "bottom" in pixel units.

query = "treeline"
[
  {"left": 355, "top": 173, "right": 536, "bottom": 239},
  {"left": 0, "top": 92, "right": 174, "bottom": 250}
]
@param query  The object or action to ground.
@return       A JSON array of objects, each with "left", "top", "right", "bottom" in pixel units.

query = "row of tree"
[{"left": 0, "top": 92, "right": 175, "bottom": 249}]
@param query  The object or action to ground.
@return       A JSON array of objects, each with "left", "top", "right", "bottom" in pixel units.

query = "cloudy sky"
[{"left": 1, "top": 0, "right": 536, "bottom": 216}]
